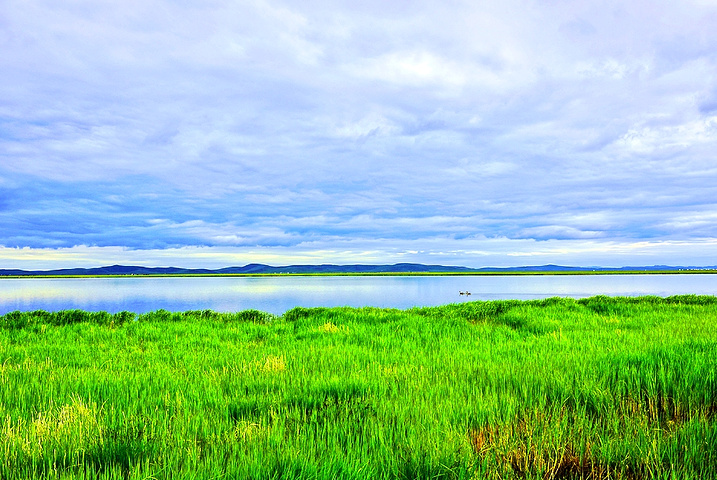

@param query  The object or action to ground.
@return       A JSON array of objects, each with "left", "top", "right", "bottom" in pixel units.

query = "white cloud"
[
  {"left": 575, "top": 58, "right": 652, "bottom": 80},
  {"left": 349, "top": 51, "right": 468, "bottom": 90},
  {"left": 520, "top": 226, "right": 605, "bottom": 240},
  {"left": 614, "top": 116, "right": 717, "bottom": 154},
  {"left": 4, "top": 236, "right": 717, "bottom": 270},
  {"left": 445, "top": 159, "right": 516, "bottom": 178},
  {"left": 3, "top": 0, "right": 717, "bottom": 268},
  {"left": 330, "top": 113, "right": 400, "bottom": 140}
]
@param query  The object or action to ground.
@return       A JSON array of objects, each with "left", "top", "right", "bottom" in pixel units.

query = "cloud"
[
  {"left": 613, "top": 116, "right": 717, "bottom": 154},
  {"left": 519, "top": 226, "right": 606, "bottom": 240},
  {"left": 2, "top": 0, "right": 717, "bottom": 267},
  {"left": 4, "top": 236, "right": 717, "bottom": 271},
  {"left": 699, "top": 88, "right": 717, "bottom": 114}
]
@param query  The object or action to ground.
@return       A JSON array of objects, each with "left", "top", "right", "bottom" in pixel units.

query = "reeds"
[{"left": 0, "top": 296, "right": 715, "bottom": 478}]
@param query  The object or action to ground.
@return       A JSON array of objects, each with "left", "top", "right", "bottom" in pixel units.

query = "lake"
[{"left": 1, "top": 274, "right": 716, "bottom": 315}]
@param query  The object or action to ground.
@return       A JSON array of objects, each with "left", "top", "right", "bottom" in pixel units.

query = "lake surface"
[{"left": 1, "top": 274, "right": 716, "bottom": 315}]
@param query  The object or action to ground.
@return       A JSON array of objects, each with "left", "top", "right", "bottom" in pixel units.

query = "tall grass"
[{"left": 0, "top": 296, "right": 715, "bottom": 479}]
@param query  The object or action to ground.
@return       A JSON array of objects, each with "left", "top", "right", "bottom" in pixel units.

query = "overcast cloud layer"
[{"left": 2, "top": 0, "right": 717, "bottom": 269}]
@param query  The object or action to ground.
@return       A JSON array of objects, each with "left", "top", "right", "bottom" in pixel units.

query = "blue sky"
[{"left": 2, "top": 0, "right": 717, "bottom": 269}]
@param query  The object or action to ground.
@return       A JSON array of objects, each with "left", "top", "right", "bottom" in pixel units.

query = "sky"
[{"left": 1, "top": 0, "right": 717, "bottom": 269}]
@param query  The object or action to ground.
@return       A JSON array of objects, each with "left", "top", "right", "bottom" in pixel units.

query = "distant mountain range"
[{"left": 0, "top": 263, "right": 715, "bottom": 276}]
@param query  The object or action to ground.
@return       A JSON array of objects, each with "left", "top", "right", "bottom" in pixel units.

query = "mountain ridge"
[{"left": 0, "top": 263, "right": 715, "bottom": 276}]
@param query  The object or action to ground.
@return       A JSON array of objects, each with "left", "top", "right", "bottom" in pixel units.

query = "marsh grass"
[{"left": 0, "top": 296, "right": 716, "bottom": 478}]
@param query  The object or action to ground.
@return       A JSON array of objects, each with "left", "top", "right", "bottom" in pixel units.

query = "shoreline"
[{"left": 1, "top": 269, "right": 717, "bottom": 279}]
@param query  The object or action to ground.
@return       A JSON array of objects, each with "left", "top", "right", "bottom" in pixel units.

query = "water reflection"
[{"left": 0, "top": 274, "right": 716, "bottom": 315}]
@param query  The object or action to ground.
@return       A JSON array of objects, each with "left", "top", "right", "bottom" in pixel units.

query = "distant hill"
[
  {"left": 0, "top": 263, "right": 477, "bottom": 276},
  {"left": 0, "top": 263, "right": 715, "bottom": 276}
]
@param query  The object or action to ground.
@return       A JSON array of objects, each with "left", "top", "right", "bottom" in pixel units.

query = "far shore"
[{"left": 2, "top": 269, "right": 717, "bottom": 279}]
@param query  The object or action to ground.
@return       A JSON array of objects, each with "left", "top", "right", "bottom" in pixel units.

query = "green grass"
[{"left": 0, "top": 296, "right": 716, "bottom": 479}]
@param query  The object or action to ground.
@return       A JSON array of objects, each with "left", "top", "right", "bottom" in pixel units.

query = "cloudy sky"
[{"left": 2, "top": 0, "right": 717, "bottom": 269}]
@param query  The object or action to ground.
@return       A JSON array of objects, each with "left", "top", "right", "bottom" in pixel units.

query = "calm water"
[{"left": 1, "top": 274, "right": 716, "bottom": 315}]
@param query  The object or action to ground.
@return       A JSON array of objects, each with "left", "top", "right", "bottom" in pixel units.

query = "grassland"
[{"left": 0, "top": 296, "right": 716, "bottom": 479}]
